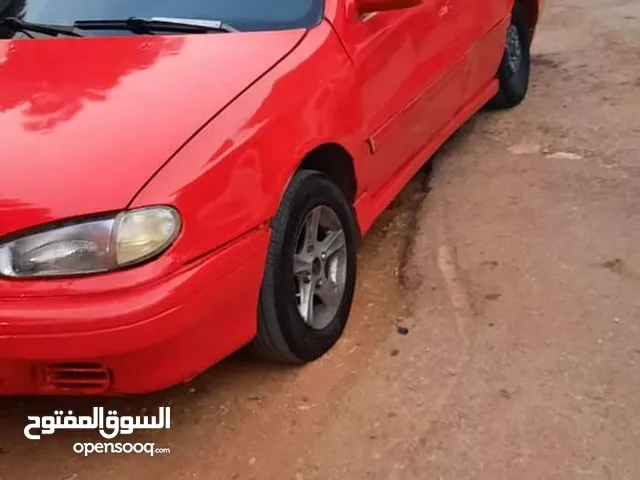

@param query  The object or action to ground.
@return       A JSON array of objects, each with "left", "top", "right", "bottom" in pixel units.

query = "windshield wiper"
[
  {"left": 73, "top": 17, "right": 239, "bottom": 35},
  {"left": 0, "top": 17, "right": 83, "bottom": 38}
]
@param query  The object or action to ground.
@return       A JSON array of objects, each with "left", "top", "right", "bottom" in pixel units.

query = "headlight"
[{"left": 0, "top": 206, "right": 181, "bottom": 278}]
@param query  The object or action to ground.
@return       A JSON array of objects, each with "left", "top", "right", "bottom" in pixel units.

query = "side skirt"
[{"left": 353, "top": 79, "right": 499, "bottom": 235}]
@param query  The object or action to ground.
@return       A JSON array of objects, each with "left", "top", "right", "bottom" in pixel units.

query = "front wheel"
[
  {"left": 486, "top": 4, "right": 532, "bottom": 110},
  {"left": 250, "top": 170, "right": 358, "bottom": 364}
]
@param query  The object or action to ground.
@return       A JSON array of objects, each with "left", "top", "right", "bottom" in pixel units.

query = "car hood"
[{"left": 0, "top": 30, "right": 305, "bottom": 238}]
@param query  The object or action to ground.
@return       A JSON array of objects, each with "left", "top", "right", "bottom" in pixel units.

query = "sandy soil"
[{"left": 1, "top": 0, "right": 639, "bottom": 478}]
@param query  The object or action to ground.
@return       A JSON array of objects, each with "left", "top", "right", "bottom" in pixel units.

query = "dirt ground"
[{"left": 1, "top": 0, "right": 640, "bottom": 478}]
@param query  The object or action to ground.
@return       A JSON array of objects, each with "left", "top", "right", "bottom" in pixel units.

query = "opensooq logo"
[{"left": 24, "top": 406, "right": 171, "bottom": 440}]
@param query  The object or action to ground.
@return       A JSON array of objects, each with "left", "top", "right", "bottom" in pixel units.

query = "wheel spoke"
[
  {"left": 293, "top": 253, "right": 312, "bottom": 276},
  {"left": 304, "top": 207, "right": 322, "bottom": 251},
  {"left": 299, "top": 279, "right": 316, "bottom": 325},
  {"left": 316, "top": 281, "right": 342, "bottom": 310},
  {"left": 321, "top": 229, "right": 346, "bottom": 258}
]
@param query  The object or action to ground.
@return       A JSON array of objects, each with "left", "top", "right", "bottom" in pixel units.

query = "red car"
[{"left": 0, "top": 0, "right": 542, "bottom": 395}]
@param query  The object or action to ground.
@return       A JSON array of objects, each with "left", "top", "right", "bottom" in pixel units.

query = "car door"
[
  {"left": 336, "top": 0, "right": 469, "bottom": 193},
  {"left": 334, "top": 1, "right": 428, "bottom": 192},
  {"left": 402, "top": 0, "right": 474, "bottom": 147},
  {"left": 464, "top": 0, "right": 512, "bottom": 101}
]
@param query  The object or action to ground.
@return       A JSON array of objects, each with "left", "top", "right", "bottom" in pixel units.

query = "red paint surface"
[{"left": 0, "top": 0, "right": 542, "bottom": 395}]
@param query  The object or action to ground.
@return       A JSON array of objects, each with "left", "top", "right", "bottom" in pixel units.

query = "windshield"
[{"left": 0, "top": 0, "right": 324, "bottom": 34}]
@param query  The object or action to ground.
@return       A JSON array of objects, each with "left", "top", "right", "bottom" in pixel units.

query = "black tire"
[
  {"left": 250, "top": 170, "right": 358, "bottom": 364},
  {"left": 485, "top": 3, "right": 531, "bottom": 110}
]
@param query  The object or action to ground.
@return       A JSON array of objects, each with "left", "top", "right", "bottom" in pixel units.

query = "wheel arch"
[
  {"left": 269, "top": 141, "right": 362, "bottom": 240},
  {"left": 516, "top": 0, "right": 541, "bottom": 43},
  {"left": 297, "top": 142, "right": 358, "bottom": 204}
]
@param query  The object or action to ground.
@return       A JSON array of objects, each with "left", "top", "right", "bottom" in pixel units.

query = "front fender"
[{"left": 131, "top": 20, "right": 369, "bottom": 264}]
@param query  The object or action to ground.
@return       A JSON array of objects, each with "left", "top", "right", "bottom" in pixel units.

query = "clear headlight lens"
[{"left": 0, "top": 206, "right": 180, "bottom": 278}]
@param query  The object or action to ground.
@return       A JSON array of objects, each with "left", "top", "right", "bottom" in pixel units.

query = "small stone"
[
  {"left": 602, "top": 258, "right": 623, "bottom": 271},
  {"left": 499, "top": 389, "right": 513, "bottom": 399},
  {"left": 397, "top": 326, "right": 409, "bottom": 335},
  {"left": 585, "top": 390, "right": 604, "bottom": 401},
  {"left": 508, "top": 143, "right": 541, "bottom": 155},
  {"left": 485, "top": 293, "right": 502, "bottom": 301},
  {"left": 390, "top": 349, "right": 400, "bottom": 357},
  {"left": 546, "top": 151, "right": 582, "bottom": 160},
  {"left": 249, "top": 457, "right": 257, "bottom": 466},
  {"left": 482, "top": 260, "right": 499, "bottom": 267}
]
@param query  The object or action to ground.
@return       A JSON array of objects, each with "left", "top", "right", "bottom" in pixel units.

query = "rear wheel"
[
  {"left": 250, "top": 170, "right": 358, "bottom": 364},
  {"left": 486, "top": 4, "right": 531, "bottom": 110}
]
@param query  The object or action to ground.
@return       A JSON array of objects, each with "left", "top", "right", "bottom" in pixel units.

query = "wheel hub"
[
  {"left": 506, "top": 24, "right": 522, "bottom": 75},
  {"left": 293, "top": 206, "right": 348, "bottom": 330},
  {"left": 312, "top": 257, "right": 322, "bottom": 276}
]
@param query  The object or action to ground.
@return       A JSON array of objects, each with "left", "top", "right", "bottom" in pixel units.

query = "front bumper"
[{"left": 0, "top": 228, "right": 269, "bottom": 395}]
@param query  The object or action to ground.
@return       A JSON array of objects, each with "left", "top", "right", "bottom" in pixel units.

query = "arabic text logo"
[{"left": 24, "top": 406, "right": 171, "bottom": 440}]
